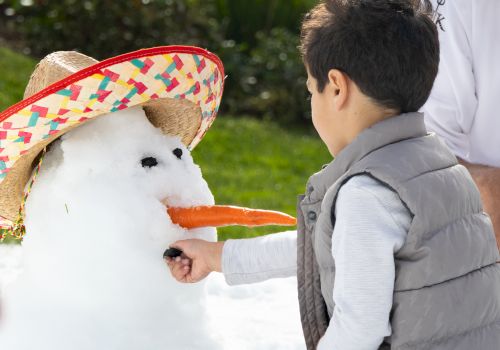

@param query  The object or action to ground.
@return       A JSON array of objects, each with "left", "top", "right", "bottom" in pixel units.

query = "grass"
[
  {"left": 0, "top": 47, "right": 37, "bottom": 111},
  {"left": 0, "top": 47, "right": 331, "bottom": 241}
]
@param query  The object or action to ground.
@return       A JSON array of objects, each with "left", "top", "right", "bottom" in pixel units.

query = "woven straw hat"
[{"left": 0, "top": 46, "right": 224, "bottom": 227}]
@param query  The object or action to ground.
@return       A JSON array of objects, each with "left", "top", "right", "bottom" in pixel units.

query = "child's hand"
[{"left": 164, "top": 239, "right": 224, "bottom": 283}]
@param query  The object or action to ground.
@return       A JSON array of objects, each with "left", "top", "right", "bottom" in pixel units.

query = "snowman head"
[{"left": 20, "top": 106, "right": 217, "bottom": 301}]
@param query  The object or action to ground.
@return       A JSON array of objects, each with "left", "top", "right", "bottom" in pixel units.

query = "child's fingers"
[
  {"left": 181, "top": 262, "right": 208, "bottom": 284},
  {"left": 184, "top": 269, "right": 204, "bottom": 284},
  {"left": 172, "top": 260, "right": 185, "bottom": 273},
  {"left": 180, "top": 266, "right": 192, "bottom": 282},
  {"left": 165, "top": 256, "right": 191, "bottom": 267},
  {"left": 169, "top": 260, "right": 191, "bottom": 282}
]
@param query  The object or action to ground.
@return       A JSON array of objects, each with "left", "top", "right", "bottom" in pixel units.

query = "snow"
[
  {"left": 0, "top": 244, "right": 22, "bottom": 294},
  {"left": 207, "top": 274, "right": 305, "bottom": 349},
  {"left": 0, "top": 106, "right": 305, "bottom": 349}
]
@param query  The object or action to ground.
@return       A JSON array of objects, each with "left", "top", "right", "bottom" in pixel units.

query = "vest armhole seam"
[{"left": 330, "top": 171, "right": 415, "bottom": 229}]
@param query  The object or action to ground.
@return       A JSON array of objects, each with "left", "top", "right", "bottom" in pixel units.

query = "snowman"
[{"left": 0, "top": 47, "right": 304, "bottom": 349}]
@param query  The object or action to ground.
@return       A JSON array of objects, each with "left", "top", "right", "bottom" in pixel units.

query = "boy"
[{"left": 166, "top": 1, "right": 500, "bottom": 349}]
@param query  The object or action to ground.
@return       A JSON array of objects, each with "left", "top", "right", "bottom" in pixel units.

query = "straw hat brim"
[{"left": 0, "top": 46, "right": 224, "bottom": 222}]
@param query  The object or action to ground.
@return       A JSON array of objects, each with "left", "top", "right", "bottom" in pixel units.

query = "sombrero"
[{"left": 0, "top": 46, "right": 225, "bottom": 238}]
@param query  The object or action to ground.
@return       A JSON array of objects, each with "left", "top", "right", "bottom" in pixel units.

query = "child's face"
[{"left": 306, "top": 71, "right": 346, "bottom": 156}]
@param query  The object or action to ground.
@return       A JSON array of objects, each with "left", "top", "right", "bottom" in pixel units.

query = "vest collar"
[{"left": 307, "top": 112, "right": 427, "bottom": 200}]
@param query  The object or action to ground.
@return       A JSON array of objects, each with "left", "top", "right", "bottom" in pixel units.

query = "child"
[{"left": 166, "top": 1, "right": 500, "bottom": 349}]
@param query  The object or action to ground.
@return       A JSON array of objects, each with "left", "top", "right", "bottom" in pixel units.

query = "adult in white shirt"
[{"left": 422, "top": 0, "right": 500, "bottom": 242}]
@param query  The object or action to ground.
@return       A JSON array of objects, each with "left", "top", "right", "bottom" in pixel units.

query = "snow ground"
[{"left": 207, "top": 274, "right": 305, "bottom": 349}]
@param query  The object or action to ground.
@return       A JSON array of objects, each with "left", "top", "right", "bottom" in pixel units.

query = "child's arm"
[
  {"left": 221, "top": 230, "right": 297, "bottom": 284},
  {"left": 318, "top": 175, "right": 410, "bottom": 350},
  {"left": 166, "top": 230, "right": 297, "bottom": 284}
]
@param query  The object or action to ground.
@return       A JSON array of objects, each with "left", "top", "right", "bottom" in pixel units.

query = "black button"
[{"left": 307, "top": 211, "right": 317, "bottom": 222}]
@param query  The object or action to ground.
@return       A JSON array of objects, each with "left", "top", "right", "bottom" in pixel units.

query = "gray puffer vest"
[{"left": 297, "top": 113, "right": 500, "bottom": 350}]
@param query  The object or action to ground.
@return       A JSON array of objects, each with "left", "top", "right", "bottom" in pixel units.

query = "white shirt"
[
  {"left": 222, "top": 175, "right": 410, "bottom": 349},
  {"left": 422, "top": 0, "right": 500, "bottom": 167}
]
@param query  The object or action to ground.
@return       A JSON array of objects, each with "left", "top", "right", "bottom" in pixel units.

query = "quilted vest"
[{"left": 297, "top": 113, "right": 500, "bottom": 349}]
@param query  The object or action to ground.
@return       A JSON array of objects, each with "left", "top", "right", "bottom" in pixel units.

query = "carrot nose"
[{"left": 166, "top": 205, "right": 297, "bottom": 229}]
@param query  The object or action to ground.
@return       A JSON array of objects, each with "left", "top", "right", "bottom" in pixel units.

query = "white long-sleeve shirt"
[
  {"left": 222, "top": 175, "right": 410, "bottom": 349},
  {"left": 422, "top": 0, "right": 500, "bottom": 167}
]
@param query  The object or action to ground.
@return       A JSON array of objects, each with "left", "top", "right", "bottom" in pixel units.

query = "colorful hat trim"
[
  {"left": 0, "top": 46, "right": 225, "bottom": 182},
  {"left": 0, "top": 148, "right": 45, "bottom": 241}
]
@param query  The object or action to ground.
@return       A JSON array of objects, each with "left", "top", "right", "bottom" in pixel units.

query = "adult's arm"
[{"left": 459, "top": 159, "right": 500, "bottom": 245}]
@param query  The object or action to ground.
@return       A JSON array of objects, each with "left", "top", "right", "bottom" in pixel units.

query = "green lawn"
[
  {"left": 0, "top": 47, "right": 331, "bottom": 241},
  {"left": 0, "top": 47, "right": 37, "bottom": 110}
]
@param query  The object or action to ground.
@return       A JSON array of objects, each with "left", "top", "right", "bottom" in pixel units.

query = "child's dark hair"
[{"left": 300, "top": 0, "right": 439, "bottom": 113}]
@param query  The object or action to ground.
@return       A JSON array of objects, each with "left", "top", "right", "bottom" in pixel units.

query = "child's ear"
[{"left": 327, "top": 69, "right": 349, "bottom": 110}]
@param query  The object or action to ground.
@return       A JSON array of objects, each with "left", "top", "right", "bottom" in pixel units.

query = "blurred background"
[
  {"left": 0, "top": 0, "right": 316, "bottom": 122},
  {"left": 0, "top": 0, "right": 331, "bottom": 240}
]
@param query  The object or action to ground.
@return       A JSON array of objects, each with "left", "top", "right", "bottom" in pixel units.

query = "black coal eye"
[
  {"left": 141, "top": 157, "right": 158, "bottom": 168},
  {"left": 173, "top": 148, "right": 183, "bottom": 159}
]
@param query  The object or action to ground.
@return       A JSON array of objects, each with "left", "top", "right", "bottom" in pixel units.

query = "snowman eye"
[
  {"left": 141, "top": 157, "right": 158, "bottom": 168},
  {"left": 173, "top": 148, "right": 183, "bottom": 159}
]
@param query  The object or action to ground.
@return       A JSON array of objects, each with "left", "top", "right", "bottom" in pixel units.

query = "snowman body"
[{"left": 0, "top": 107, "right": 221, "bottom": 349}]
